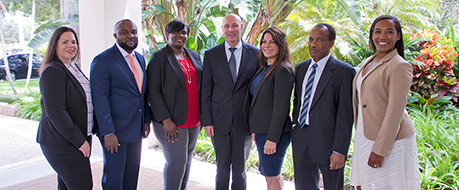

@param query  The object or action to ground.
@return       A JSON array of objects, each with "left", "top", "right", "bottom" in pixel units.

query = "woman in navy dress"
[{"left": 245, "top": 26, "right": 294, "bottom": 190}]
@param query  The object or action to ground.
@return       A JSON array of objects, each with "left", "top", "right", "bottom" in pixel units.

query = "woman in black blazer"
[
  {"left": 146, "top": 20, "right": 202, "bottom": 190},
  {"left": 37, "top": 27, "right": 95, "bottom": 189},
  {"left": 245, "top": 27, "right": 294, "bottom": 190}
]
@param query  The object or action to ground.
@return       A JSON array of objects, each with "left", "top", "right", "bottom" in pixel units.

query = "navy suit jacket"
[
  {"left": 147, "top": 44, "right": 202, "bottom": 124},
  {"left": 292, "top": 56, "right": 355, "bottom": 164},
  {"left": 201, "top": 41, "right": 259, "bottom": 136},
  {"left": 90, "top": 44, "right": 150, "bottom": 143}
]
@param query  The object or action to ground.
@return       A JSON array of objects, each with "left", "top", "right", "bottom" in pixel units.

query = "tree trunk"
[
  {"left": 26, "top": 0, "right": 35, "bottom": 87},
  {"left": 0, "top": 3, "right": 18, "bottom": 94}
]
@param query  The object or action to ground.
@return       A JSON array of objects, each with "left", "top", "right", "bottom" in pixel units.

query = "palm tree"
[
  {"left": 279, "top": 0, "right": 362, "bottom": 66},
  {"left": 142, "top": 0, "right": 224, "bottom": 54},
  {"left": 358, "top": 0, "right": 440, "bottom": 31},
  {"left": 244, "top": 0, "right": 300, "bottom": 45},
  {"left": 280, "top": 0, "right": 442, "bottom": 67},
  {"left": 142, "top": 0, "right": 301, "bottom": 54},
  {"left": 0, "top": 0, "right": 18, "bottom": 94}
]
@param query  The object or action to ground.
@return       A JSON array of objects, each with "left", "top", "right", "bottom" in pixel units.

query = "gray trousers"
[{"left": 153, "top": 121, "right": 201, "bottom": 190}]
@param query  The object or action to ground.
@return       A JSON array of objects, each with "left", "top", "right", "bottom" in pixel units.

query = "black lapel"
[
  {"left": 164, "top": 45, "right": 186, "bottom": 88},
  {"left": 185, "top": 48, "right": 202, "bottom": 92},
  {"left": 310, "top": 56, "right": 335, "bottom": 109}
]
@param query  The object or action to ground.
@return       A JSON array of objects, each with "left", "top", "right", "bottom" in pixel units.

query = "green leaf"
[
  {"left": 217, "top": 36, "right": 226, "bottom": 44},
  {"left": 27, "top": 25, "right": 62, "bottom": 49},
  {"left": 335, "top": 0, "right": 360, "bottom": 25},
  {"left": 155, "top": 42, "right": 167, "bottom": 50},
  {"left": 208, "top": 6, "right": 230, "bottom": 17},
  {"left": 33, "top": 20, "right": 70, "bottom": 34},
  {"left": 202, "top": 19, "right": 216, "bottom": 33},
  {"left": 64, "top": 14, "right": 79, "bottom": 25},
  {"left": 432, "top": 96, "right": 452, "bottom": 105},
  {"left": 153, "top": 4, "right": 166, "bottom": 12},
  {"left": 206, "top": 36, "right": 217, "bottom": 49},
  {"left": 186, "top": 36, "right": 197, "bottom": 51}
]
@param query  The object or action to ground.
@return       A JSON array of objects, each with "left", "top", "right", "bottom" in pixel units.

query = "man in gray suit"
[
  {"left": 292, "top": 23, "right": 355, "bottom": 190},
  {"left": 201, "top": 14, "right": 259, "bottom": 190}
]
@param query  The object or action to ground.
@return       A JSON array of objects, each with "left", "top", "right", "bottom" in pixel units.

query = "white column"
[
  {"left": 79, "top": 0, "right": 143, "bottom": 76},
  {"left": 78, "top": 0, "right": 144, "bottom": 155}
]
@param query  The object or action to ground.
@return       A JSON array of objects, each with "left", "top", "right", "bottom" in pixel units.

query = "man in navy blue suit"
[
  {"left": 90, "top": 19, "right": 151, "bottom": 190},
  {"left": 292, "top": 23, "right": 355, "bottom": 190}
]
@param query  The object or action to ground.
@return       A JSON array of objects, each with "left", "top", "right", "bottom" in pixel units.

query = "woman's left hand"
[
  {"left": 368, "top": 151, "right": 384, "bottom": 168},
  {"left": 264, "top": 140, "right": 277, "bottom": 155}
]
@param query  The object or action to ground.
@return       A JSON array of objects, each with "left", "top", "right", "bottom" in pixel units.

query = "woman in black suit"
[
  {"left": 146, "top": 20, "right": 202, "bottom": 190},
  {"left": 37, "top": 26, "right": 94, "bottom": 190},
  {"left": 245, "top": 26, "right": 294, "bottom": 190}
]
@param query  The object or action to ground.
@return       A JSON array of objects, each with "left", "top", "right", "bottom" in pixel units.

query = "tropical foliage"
[
  {"left": 408, "top": 30, "right": 459, "bottom": 104},
  {"left": 141, "top": 0, "right": 299, "bottom": 57},
  {"left": 2, "top": 0, "right": 459, "bottom": 189},
  {"left": 142, "top": 0, "right": 247, "bottom": 55},
  {"left": 2, "top": 0, "right": 61, "bottom": 23},
  {"left": 408, "top": 106, "right": 459, "bottom": 190}
]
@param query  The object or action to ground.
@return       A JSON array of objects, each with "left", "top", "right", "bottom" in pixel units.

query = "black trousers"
[{"left": 40, "top": 137, "right": 92, "bottom": 190}]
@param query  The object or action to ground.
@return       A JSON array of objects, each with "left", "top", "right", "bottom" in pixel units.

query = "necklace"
[
  {"left": 178, "top": 58, "right": 192, "bottom": 84},
  {"left": 182, "top": 49, "right": 187, "bottom": 59}
]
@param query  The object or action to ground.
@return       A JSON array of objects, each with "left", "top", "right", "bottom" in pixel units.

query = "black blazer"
[
  {"left": 292, "top": 56, "right": 355, "bottom": 164},
  {"left": 244, "top": 64, "right": 294, "bottom": 143},
  {"left": 37, "top": 60, "right": 95, "bottom": 148},
  {"left": 201, "top": 41, "right": 259, "bottom": 136},
  {"left": 147, "top": 44, "right": 202, "bottom": 124}
]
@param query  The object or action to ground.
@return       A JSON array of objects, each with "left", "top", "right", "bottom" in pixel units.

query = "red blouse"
[{"left": 176, "top": 56, "right": 200, "bottom": 128}]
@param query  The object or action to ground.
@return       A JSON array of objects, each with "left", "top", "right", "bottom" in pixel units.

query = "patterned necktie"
[
  {"left": 127, "top": 54, "right": 142, "bottom": 93},
  {"left": 299, "top": 63, "right": 318, "bottom": 128},
  {"left": 229, "top": 47, "right": 237, "bottom": 83}
]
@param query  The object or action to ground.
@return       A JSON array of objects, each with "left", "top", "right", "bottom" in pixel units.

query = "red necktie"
[{"left": 127, "top": 54, "right": 142, "bottom": 92}]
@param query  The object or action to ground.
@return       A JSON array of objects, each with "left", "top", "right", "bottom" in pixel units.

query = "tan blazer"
[{"left": 352, "top": 49, "right": 415, "bottom": 157}]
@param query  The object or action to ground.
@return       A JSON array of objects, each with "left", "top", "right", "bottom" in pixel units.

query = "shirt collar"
[
  {"left": 116, "top": 43, "right": 135, "bottom": 58},
  {"left": 225, "top": 40, "right": 243, "bottom": 50},
  {"left": 310, "top": 53, "right": 331, "bottom": 70}
]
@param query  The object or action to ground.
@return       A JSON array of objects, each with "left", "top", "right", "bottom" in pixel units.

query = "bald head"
[
  {"left": 113, "top": 19, "right": 138, "bottom": 53},
  {"left": 222, "top": 14, "right": 243, "bottom": 47},
  {"left": 114, "top": 19, "right": 137, "bottom": 33}
]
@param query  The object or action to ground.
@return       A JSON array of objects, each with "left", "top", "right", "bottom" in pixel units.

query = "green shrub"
[
  {"left": 409, "top": 107, "right": 459, "bottom": 190},
  {"left": 15, "top": 90, "right": 41, "bottom": 121}
]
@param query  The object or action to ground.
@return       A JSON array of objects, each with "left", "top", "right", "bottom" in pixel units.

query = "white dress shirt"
[
  {"left": 116, "top": 43, "right": 144, "bottom": 84},
  {"left": 299, "top": 54, "right": 331, "bottom": 125},
  {"left": 224, "top": 40, "right": 243, "bottom": 76}
]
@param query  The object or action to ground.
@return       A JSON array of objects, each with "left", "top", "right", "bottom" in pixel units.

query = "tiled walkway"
[{"left": 0, "top": 115, "right": 294, "bottom": 190}]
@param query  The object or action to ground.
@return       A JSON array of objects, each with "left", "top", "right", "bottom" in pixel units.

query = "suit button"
[
  {"left": 139, "top": 109, "right": 142, "bottom": 112},
  {"left": 363, "top": 105, "right": 367, "bottom": 108}
]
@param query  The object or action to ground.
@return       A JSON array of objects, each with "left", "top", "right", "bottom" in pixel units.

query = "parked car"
[{"left": 0, "top": 53, "right": 42, "bottom": 81}]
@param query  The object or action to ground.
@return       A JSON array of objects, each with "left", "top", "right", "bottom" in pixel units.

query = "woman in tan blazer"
[{"left": 349, "top": 15, "right": 420, "bottom": 190}]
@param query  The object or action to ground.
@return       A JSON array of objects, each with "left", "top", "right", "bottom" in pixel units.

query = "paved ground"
[{"left": 0, "top": 115, "right": 295, "bottom": 190}]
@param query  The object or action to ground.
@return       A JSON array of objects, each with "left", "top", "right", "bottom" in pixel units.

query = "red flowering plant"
[{"left": 408, "top": 30, "right": 459, "bottom": 105}]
